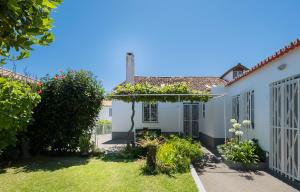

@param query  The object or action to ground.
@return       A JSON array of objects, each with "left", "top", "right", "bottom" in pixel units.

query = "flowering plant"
[{"left": 217, "top": 119, "right": 265, "bottom": 164}]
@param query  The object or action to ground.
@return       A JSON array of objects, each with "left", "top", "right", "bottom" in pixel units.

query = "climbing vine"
[{"left": 110, "top": 82, "right": 211, "bottom": 102}]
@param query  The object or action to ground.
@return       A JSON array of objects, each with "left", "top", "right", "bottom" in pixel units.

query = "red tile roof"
[
  {"left": 123, "top": 76, "right": 226, "bottom": 91},
  {"left": 226, "top": 38, "right": 300, "bottom": 86},
  {"left": 102, "top": 100, "right": 112, "bottom": 106},
  {"left": 0, "top": 67, "right": 38, "bottom": 83}
]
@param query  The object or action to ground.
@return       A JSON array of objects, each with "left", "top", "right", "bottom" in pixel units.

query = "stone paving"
[
  {"left": 93, "top": 134, "right": 126, "bottom": 152},
  {"left": 193, "top": 147, "right": 299, "bottom": 192}
]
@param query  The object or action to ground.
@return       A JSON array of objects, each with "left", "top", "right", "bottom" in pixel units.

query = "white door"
[
  {"left": 270, "top": 75, "right": 300, "bottom": 181},
  {"left": 183, "top": 103, "right": 199, "bottom": 138}
]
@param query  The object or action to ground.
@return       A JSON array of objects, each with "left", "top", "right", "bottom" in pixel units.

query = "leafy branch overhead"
[
  {"left": 0, "top": 0, "right": 63, "bottom": 64},
  {"left": 110, "top": 82, "right": 212, "bottom": 102}
]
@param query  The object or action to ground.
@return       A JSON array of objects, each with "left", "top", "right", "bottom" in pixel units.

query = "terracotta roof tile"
[{"left": 0, "top": 67, "right": 38, "bottom": 83}]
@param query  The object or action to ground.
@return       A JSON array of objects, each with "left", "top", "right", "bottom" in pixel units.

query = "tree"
[
  {"left": 0, "top": 0, "right": 63, "bottom": 64},
  {"left": 110, "top": 82, "right": 211, "bottom": 147},
  {"left": 27, "top": 70, "right": 105, "bottom": 153},
  {"left": 0, "top": 77, "right": 41, "bottom": 154}
]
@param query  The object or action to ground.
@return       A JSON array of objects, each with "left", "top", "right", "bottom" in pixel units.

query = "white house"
[
  {"left": 112, "top": 39, "right": 300, "bottom": 181},
  {"left": 98, "top": 100, "right": 112, "bottom": 121}
]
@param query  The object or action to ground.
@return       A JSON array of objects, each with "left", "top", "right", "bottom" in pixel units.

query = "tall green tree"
[
  {"left": 28, "top": 70, "right": 105, "bottom": 153},
  {"left": 0, "top": 0, "right": 63, "bottom": 64}
]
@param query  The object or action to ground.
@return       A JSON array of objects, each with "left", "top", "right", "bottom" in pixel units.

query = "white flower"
[
  {"left": 242, "top": 120, "right": 251, "bottom": 126},
  {"left": 235, "top": 130, "right": 244, "bottom": 136},
  {"left": 230, "top": 119, "right": 237, "bottom": 124},
  {"left": 228, "top": 128, "right": 235, "bottom": 133},
  {"left": 161, "top": 84, "right": 165, "bottom": 87},
  {"left": 233, "top": 123, "right": 241, "bottom": 129}
]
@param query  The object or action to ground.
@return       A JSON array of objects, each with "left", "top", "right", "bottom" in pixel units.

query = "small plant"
[
  {"left": 156, "top": 135, "right": 203, "bottom": 174},
  {"left": 139, "top": 132, "right": 162, "bottom": 172},
  {"left": 79, "top": 134, "right": 93, "bottom": 155},
  {"left": 218, "top": 140, "right": 260, "bottom": 164}
]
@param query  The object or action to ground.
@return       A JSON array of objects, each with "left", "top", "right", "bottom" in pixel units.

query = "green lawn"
[{"left": 0, "top": 156, "right": 198, "bottom": 192}]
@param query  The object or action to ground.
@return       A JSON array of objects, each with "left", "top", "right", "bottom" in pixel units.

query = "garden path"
[
  {"left": 194, "top": 147, "right": 299, "bottom": 192},
  {"left": 93, "top": 134, "right": 126, "bottom": 153}
]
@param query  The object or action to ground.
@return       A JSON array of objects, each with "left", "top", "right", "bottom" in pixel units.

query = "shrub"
[
  {"left": 27, "top": 70, "right": 105, "bottom": 154},
  {"left": 97, "top": 120, "right": 111, "bottom": 125},
  {"left": 217, "top": 139, "right": 264, "bottom": 164},
  {"left": 0, "top": 77, "right": 40, "bottom": 155},
  {"left": 218, "top": 119, "right": 265, "bottom": 165},
  {"left": 156, "top": 136, "right": 203, "bottom": 173},
  {"left": 139, "top": 133, "right": 162, "bottom": 171}
]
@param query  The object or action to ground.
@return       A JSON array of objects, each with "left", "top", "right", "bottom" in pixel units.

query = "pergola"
[{"left": 109, "top": 93, "right": 227, "bottom": 144}]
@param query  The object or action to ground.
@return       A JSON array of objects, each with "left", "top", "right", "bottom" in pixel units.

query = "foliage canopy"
[
  {"left": 110, "top": 82, "right": 211, "bottom": 102},
  {"left": 27, "top": 70, "right": 105, "bottom": 153},
  {"left": 0, "top": 0, "right": 63, "bottom": 64},
  {"left": 0, "top": 77, "right": 40, "bottom": 154}
]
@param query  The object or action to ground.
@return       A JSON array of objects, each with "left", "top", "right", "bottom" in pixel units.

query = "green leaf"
[
  {"left": 7, "top": 0, "right": 21, "bottom": 14},
  {"left": 42, "top": 0, "right": 57, "bottom": 8}
]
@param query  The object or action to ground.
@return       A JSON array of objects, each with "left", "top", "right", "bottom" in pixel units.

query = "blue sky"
[{"left": 5, "top": 0, "right": 300, "bottom": 92}]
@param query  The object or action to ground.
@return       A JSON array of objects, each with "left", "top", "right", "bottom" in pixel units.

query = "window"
[
  {"left": 233, "top": 70, "right": 243, "bottom": 79},
  {"left": 243, "top": 90, "right": 255, "bottom": 128},
  {"left": 232, "top": 95, "right": 240, "bottom": 122},
  {"left": 109, "top": 107, "right": 112, "bottom": 117},
  {"left": 143, "top": 103, "right": 158, "bottom": 122},
  {"left": 202, "top": 103, "right": 205, "bottom": 118}
]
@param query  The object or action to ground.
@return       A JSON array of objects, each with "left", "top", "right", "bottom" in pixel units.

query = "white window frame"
[
  {"left": 109, "top": 107, "right": 112, "bottom": 117},
  {"left": 233, "top": 70, "right": 243, "bottom": 79},
  {"left": 232, "top": 95, "right": 240, "bottom": 122},
  {"left": 241, "top": 90, "right": 255, "bottom": 128},
  {"left": 202, "top": 103, "right": 205, "bottom": 118},
  {"left": 142, "top": 102, "right": 158, "bottom": 123}
]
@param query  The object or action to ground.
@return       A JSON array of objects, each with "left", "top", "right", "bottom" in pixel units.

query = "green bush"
[
  {"left": 27, "top": 70, "right": 105, "bottom": 154},
  {"left": 0, "top": 77, "right": 40, "bottom": 154},
  {"left": 97, "top": 120, "right": 112, "bottom": 125},
  {"left": 156, "top": 136, "right": 203, "bottom": 173},
  {"left": 217, "top": 139, "right": 264, "bottom": 164}
]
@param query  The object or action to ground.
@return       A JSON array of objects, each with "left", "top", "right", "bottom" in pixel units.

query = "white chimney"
[{"left": 126, "top": 52, "right": 135, "bottom": 84}]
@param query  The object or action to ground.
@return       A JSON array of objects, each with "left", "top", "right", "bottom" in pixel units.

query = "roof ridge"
[
  {"left": 134, "top": 75, "right": 221, "bottom": 78},
  {"left": 226, "top": 38, "right": 300, "bottom": 86}
]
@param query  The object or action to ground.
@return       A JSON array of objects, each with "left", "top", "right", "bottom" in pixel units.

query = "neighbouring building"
[
  {"left": 112, "top": 39, "right": 300, "bottom": 181},
  {"left": 98, "top": 100, "right": 112, "bottom": 121}
]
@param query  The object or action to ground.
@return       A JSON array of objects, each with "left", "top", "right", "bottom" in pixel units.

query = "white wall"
[
  {"left": 98, "top": 106, "right": 112, "bottom": 121},
  {"left": 200, "top": 94, "right": 227, "bottom": 139},
  {"left": 112, "top": 100, "right": 185, "bottom": 133},
  {"left": 211, "top": 47, "right": 300, "bottom": 151},
  {"left": 112, "top": 47, "right": 300, "bottom": 153},
  {"left": 222, "top": 71, "right": 233, "bottom": 82}
]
